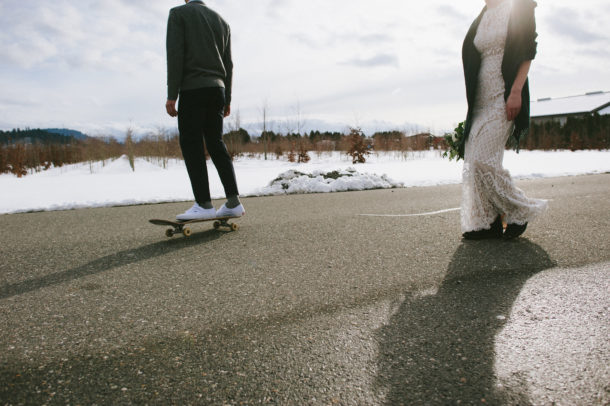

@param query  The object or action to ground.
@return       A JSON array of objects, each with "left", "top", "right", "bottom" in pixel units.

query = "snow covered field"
[{"left": 1, "top": 150, "right": 609, "bottom": 214}]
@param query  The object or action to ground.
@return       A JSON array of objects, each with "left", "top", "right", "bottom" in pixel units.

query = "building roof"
[{"left": 531, "top": 91, "right": 610, "bottom": 118}]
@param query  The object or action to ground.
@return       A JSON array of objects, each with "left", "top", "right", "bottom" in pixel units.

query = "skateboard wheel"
[
  {"left": 165, "top": 229, "right": 174, "bottom": 238},
  {"left": 183, "top": 227, "right": 192, "bottom": 237},
  {"left": 213, "top": 221, "right": 221, "bottom": 230},
  {"left": 231, "top": 223, "right": 239, "bottom": 231}
]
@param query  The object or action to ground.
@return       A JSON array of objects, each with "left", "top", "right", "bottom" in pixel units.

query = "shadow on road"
[
  {"left": 375, "top": 239, "right": 555, "bottom": 405},
  {"left": 0, "top": 238, "right": 557, "bottom": 404},
  {"left": 0, "top": 230, "right": 223, "bottom": 300}
]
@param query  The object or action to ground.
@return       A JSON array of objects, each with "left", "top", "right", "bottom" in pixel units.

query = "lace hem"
[{"left": 461, "top": 161, "right": 548, "bottom": 232}]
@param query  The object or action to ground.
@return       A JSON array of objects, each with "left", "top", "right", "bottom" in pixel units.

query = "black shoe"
[
  {"left": 462, "top": 216, "right": 503, "bottom": 240},
  {"left": 490, "top": 215, "right": 503, "bottom": 237},
  {"left": 504, "top": 222, "right": 528, "bottom": 240}
]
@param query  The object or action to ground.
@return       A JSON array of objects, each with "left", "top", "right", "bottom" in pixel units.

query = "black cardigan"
[{"left": 462, "top": 0, "right": 538, "bottom": 153}]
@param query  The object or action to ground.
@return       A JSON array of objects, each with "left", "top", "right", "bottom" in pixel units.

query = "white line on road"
[{"left": 359, "top": 208, "right": 461, "bottom": 217}]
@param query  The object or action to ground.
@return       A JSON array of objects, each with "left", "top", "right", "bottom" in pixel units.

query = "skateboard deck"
[{"left": 149, "top": 216, "right": 240, "bottom": 237}]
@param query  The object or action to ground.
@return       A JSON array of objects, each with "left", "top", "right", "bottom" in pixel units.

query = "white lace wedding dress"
[{"left": 462, "top": 0, "right": 547, "bottom": 232}]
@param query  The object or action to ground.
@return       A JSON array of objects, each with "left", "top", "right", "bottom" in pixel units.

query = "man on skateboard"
[{"left": 166, "top": 0, "right": 245, "bottom": 221}]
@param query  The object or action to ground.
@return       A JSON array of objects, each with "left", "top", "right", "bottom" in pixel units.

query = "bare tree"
[
  {"left": 154, "top": 126, "right": 170, "bottom": 168},
  {"left": 283, "top": 112, "right": 295, "bottom": 137},
  {"left": 230, "top": 107, "right": 241, "bottom": 132},
  {"left": 295, "top": 100, "right": 312, "bottom": 162},
  {"left": 125, "top": 127, "right": 135, "bottom": 172},
  {"left": 260, "top": 100, "right": 269, "bottom": 160},
  {"left": 225, "top": 107, "right": 241, "bottom": 158},
  {"left": 294, "top": 99, "right": 306, "bottom": 136}
]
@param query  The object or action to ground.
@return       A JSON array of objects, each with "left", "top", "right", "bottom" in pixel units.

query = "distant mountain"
[
  {"left": 240, "top": 118, "right": 429, "bottom": 138},
  {"left": 44, "top": 128, "right": 89, "bottom": 140},
  {"left": 0, "top": 128, "right": 87, "bottom": 145}
]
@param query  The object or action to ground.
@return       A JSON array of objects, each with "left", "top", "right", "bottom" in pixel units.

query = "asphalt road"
[{"left": 1, "top": 174, "right": 609, "bottom": 405}]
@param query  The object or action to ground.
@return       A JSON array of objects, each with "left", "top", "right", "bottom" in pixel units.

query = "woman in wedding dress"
[{"left": 461, "top": 0, "right": 547, "bottom": 240}]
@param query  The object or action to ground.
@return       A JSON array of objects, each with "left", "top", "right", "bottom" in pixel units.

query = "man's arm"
[
  {"left": 166, "top": 9, "right": 184, "bottom": 116},
  {"left": 166, "top": 100, "right": 178, "bottom": 117},
  {"left": 222, "top": 26, "right": 233, "bottom": 117}
]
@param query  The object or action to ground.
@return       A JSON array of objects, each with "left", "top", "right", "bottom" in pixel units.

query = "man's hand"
[
  {"left": 506, "top": 90, "right": 522, "bottom": 122},
  {"left": 224, "top": 105, "right": 231, "bottom": 118},
  {"left": 166, "top": 99, "right": 178, "bottom": 117}
]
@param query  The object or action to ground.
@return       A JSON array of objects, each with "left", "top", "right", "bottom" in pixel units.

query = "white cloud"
[
  {"left": 0, "top": 0, "right": 167, "bottom": 72},
  {"left": 546, "top": 7, "right": 607, "bottom": 43},
  {"left": 341, "top": 53, "right": 400, "bottom": 68},
  {"left": 0, "top": 0, "right": 608, "bottom": 135}
]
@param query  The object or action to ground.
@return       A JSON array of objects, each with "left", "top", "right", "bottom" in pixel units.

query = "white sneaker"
[
  {"left": 216, "top": 203, "right": 245, "bottom": 218},
  {"left": 176, "top": 203, "right": 217, "bottom": 221}
]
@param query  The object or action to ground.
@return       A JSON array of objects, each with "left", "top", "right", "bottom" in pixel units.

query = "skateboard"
[{"left": 149, "top": 216, "right": 240, "bottom": 237}]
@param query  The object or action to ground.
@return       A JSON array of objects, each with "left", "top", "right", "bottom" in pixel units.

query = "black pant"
[{"left": 178, "top": 87, "right": 239, "bottom": 204}]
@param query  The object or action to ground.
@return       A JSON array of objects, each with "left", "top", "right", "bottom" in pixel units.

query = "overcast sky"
[{"left": 0, "top": 0, "right": 608, "bottom": 137}]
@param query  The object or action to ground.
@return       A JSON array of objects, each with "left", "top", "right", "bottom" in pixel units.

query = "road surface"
[{"left": 1, "top": 174, "right": 609, "bottom": 404}]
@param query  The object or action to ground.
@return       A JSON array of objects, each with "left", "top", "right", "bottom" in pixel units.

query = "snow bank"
[
  {"left": 1, "top": 150, "right": 609, "bottom": 214},
  {"left": 255, "top": 168, "right": 402, "bottom": 196}
]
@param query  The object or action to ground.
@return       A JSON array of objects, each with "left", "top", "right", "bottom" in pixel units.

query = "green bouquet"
[{"left": 443, "top": 121, "right": 466, "bottom": 161}]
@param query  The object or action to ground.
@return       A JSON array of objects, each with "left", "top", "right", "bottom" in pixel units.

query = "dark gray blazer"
[
  {"left": 166, "top": 1, "right": 233, "bottom": 104},
  {"left": 462, "top": 0, "right": 538, "bottom": 152}
]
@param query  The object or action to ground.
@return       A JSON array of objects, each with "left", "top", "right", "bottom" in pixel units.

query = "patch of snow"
[
  {"left": 1, "top": 150, "right": 609, "bottom": 214},
  {"left": 255, "top": 168, "right": 402, "bottom": 196}
]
